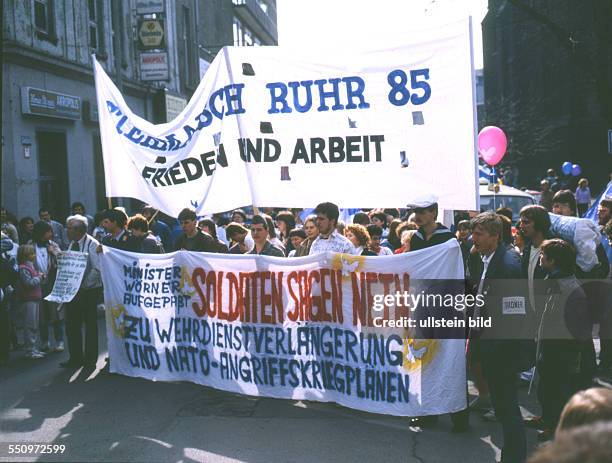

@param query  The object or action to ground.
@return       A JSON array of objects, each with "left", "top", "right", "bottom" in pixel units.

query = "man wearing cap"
[
  {"left": 405, "top": 195, "right": 469, "bottom": 432},
  {"left": 309, "top": 202, "right": 356, "bottom": 255},
  {"left": 407, "top": 196, "right": 455, "bottom": 251}
]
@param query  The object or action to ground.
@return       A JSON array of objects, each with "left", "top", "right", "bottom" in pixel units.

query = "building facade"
[
  {"left": 2, "top": 0, "right": 277, "bottom": 221},
  {"left": 482, "top": 0, "right": 611, "bottom": 190}
]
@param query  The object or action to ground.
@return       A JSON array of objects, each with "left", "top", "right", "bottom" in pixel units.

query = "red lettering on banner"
[
  {"left": 217, "top": 271, "right": 228, "bottom": 320},
  {"left": 311, "top": 269, "right": 331, "bottom": 322},
  {"left": 206, "top": 270, "right": 216, "bottom": 318},
  {"left": 307, "top": 270, "right": 320, "bottom": 320},
  {"left": 250, "top": 272, "right": 258, "bottom": 323},
  {"left": 271, "top": 271, "right": 284, "bottom": 323},
  {"left": 260, "top": 271, "right": 272, "bottom": 324},
  {"left": 227, "top": 271, "right": 241, "bottom": 321},
  {"left": 331, "top": 269, "right": 343, "bottom": 323},
  {"left": 191, "top": 267, "right": 208, "bottom": 317},
  {"left": 239, "top": 272, "right": 251, "bottom": 322},
  {"left": 287, "top": 271, "right": 300, "bottom": 321}
]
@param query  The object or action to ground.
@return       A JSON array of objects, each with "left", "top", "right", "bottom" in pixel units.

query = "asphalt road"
[{"left": 0, "top": 321, "right": 550, "bottom": 463}]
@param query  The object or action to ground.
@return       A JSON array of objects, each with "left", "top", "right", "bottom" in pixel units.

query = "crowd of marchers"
[{"left": 1, "top": 169, "right": 612, "bottom": 463}]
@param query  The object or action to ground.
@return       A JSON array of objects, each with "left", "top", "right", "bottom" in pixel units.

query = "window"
[
  {"left": 34, "top": 0, "right": 56, "bottom": 40},
  {"left": 88, "top": 0, "right": 105, "bottom": 53},
  {"left": 233, "top": 18, "right": 243, "bottom": 46},
  {"left": 232, "top": 17, "right": 260, "bottom": 47}
]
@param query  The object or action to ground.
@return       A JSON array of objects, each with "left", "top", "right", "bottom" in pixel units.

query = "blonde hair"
[
  {"left": 400, "top": 229, "right": 417, "bottom": 251},
  {"left": 578, "top": 178, "right": 588, "bottom": 187},
  {"left": 17, "top": 244, "right": 36, "bottom": 264},
  {"left": 557, "top": 388, "right": 612, "bottom": 434}
]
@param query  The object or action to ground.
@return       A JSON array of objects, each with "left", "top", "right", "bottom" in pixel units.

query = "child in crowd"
[{"left": 17, "top": 244, "right": 45, "bottom": 359}]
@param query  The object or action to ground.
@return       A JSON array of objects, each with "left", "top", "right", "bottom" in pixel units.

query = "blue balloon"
[
  {"left": 571, "top": 164, "right": 581, "bottom": 176},
  {"left": 562, "top": 161, "right": 572, "bottom": 175}
]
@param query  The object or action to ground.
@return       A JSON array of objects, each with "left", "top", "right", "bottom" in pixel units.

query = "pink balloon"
[{"left": 478, "top": 126, "right": 507, "bottom": 166}]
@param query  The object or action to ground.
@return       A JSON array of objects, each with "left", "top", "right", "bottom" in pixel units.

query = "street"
[{"left": 1, "top": 319, "right": 541, "bottom": 463}]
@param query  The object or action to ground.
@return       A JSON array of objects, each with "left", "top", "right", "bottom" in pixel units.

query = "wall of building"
[
  {"left": 2, "top": 0, "right": 278, "bottom": 221},
  {"left": 482, "top": 0, "right": 612, "bottom": 190}
]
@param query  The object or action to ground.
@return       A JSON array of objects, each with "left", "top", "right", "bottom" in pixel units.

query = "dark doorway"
[{"left": 36, "top": 131, "right": 69, "bottom": 220}]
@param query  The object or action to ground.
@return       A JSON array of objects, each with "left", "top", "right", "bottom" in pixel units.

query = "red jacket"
[{"left": 17, "top": 262, "right": 42, "bottom": 302}]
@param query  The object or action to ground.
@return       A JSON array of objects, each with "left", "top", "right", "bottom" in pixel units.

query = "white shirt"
[
  {"left": 35, "top": 244, "right": 49, "bottom": 273},
  {"left": 478, "top": 251, "right": 495, "bottom": 295},
  {"left": 528, "top": 245, "right": 541, "bottom": 311},
  {"left": 309, "top": 231, "right": 356, "bottom": 255}
]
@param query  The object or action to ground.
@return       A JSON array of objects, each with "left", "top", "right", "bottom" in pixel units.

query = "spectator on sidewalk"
[
  {"left": 71, "top": 202, "right": 95, "bottom": 235},
  {"left": 539, "top": 180, "right": 554, "bottom": 211},
  {"left": 16, "top": 244, "right": 44, "bottom": 359},
  {"left": 1, "top": 207, "right": 19, "bottom": 243},
  {"left": 39, "top": 208, "right": 67, "bottom": 250},
  {"left": 574, "top": 179, "right": 592, "bottom": 217},
  {"left": 18, "top": 217, "right": 34, "bottom": 245},
  {"left": 30, "top": 221, "right": 63, "bottom": 353},
  {"left": 62, "top": 214, "right": 102, "bottom": 371}
]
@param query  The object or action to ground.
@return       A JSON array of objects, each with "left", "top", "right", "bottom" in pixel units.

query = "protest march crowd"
[{"left": 1, "top": 167, "right": 612, "bottom": 463}]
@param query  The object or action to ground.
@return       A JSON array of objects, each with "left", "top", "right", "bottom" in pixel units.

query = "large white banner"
[
  {"left": 100, "top": 240, "right": 467, "bottom": 416},
  {"left": 94, "top": 18, "right": 478, "bottom": 217}
]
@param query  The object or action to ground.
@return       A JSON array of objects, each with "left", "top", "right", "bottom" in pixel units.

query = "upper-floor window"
[
  {"left": 34, "top": 0, "right": 56, "bottom": 40},
  {"left": 88, "top": 0, "right": 105, "bottom": 53},
  {"left": 233, "top": 17, "right": 260, "bottom": 47}
]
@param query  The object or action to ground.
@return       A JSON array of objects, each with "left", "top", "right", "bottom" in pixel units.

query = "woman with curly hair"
[{"left": 345, "top": 224, "right": 377, "bottom": 256}]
